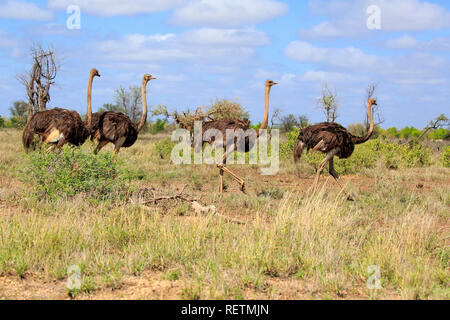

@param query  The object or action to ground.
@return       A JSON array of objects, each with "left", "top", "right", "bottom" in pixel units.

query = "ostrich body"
[
  {"left": 200, "top": 80, "right": 277, "bottom": 193},
  {"left": 89, "top": 74, "right": 156, "bottom": 154},
  {"left": 294, "top": 98, "right": 377, "bottom": 200},
  {"left": 22, "top": 69, "right": 100, "bottom": 151}
]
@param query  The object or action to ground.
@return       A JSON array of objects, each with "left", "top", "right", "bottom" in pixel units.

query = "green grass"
[{"left": 0, "top": 128, "right": 448, "bottom": 299}]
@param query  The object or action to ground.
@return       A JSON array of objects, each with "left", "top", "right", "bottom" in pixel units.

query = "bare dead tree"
[
  {"left": 17, "top": 43, "right": 59, "bottom": 121},
  {"left": 270, "top": 108, "right": 282, "bottom": 128},
  {"left": 317, "top": 84, "right": 339, "bottom": 122},
  {"left": 364, "top": 83, "right": 383, "bottom": 129}
]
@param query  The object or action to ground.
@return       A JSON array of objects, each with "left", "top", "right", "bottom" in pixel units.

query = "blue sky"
[{"left": 0, "top": 0, "right": 449, "bottom": 128}]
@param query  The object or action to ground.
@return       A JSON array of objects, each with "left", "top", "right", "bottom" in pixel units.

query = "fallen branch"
[{"left": 129, "top": 186, "right": 246, "bottom": 225}]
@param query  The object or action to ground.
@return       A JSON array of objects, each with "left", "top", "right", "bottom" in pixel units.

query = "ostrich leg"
[
  {"left": 113, "top": 136, "right": 127, "bottom": 155},
  {"left": 217, "top": 149, "right": 245, "bottom": 193},
  {"left": 312, "top": 149, "right": 337, "bottom": 194},
  {"left": 328, "top": 158, "right": 354, "bottom": 201},
  {"left": 94, "top": 140, "right": 109, "bottom": 155}
]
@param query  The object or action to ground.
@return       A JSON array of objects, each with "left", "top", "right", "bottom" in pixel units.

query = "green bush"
[
  {"left": 399, "top": 126, "right": 422, "bottom": 140},
  {"left": 429, "top": 128, "right": 449, "bottom": 140},
  {"left": 282, "top": 129, "right": 432, "bottom": 173},
  {"left": 153, "top": 137, "right": 176, "bottom": 159},
  {"left": 442, "top": 146, "right": 450, "bottom": 168},
  {"left": 151, "top": 119, "right": 166, "bottom": 134},
  {"left": 385, "top": 127, "right": 400, "bottom": 139},
  {"left": 280, "top": 127, "right": 300, "bottom": 160},
  {"left": 0, "top": 117, "right": 4, "bottom": 128},
  {"left": 22, "top": 146, "right": 134, "bottom": 200}
]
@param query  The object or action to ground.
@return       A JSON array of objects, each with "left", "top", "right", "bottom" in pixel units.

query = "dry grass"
[{"left": 0, "top": 128, "right": 448, "bottom": 300}]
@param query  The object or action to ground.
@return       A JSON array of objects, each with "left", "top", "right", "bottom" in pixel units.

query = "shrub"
[
  {"left": 280, "top": 127, "right": 300, "bottom": 160},
  {"left": 0, "top": 117, "right": 4, "bottom": 128},
  {"left": 385, "top": 127, "right": 400, "bottom": 139},
  {"left": 442, "top": 146, "right": 450, "bottom": 168},
  {"left": 257, "top": 187, "right": 284, "bottom": 199},
  {"left": 22, "top": 146, "right": 134, "bottom": 200},
  {"left": 151, "top": 119, "right": 166, "bottom": 134},
  {"left": 429, "top": 128, "right": 449, "bottom": 140},
  {"left": 153, "top": 137, "right": 176, "bottom": 160},
  {"left": 399, "top": 126, "right": 422, "bottom": 140}
]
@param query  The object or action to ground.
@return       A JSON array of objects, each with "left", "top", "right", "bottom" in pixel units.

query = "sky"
[{"left": 0, "top": 0, "right": 449, "bottom": 129}]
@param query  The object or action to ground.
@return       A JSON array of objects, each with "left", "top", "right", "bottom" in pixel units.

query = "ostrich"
[
  {"left": 293, "top": 98, "right": 378, "bottom": 200},
  {"left": 89, "top": 74, "right": 156, "bottom": 154},
  {"left": 22, "top": 68, "right": 100, "bottom": 151},
  {"left": 199, "top": 80, "right": 277, "bottom": 193}
]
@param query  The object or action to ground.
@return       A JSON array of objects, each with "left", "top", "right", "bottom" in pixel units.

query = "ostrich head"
[
  {"left": 91, "top": 68, "right": 101, "bottom": 77},
  {"left": 266, "top": 80, "right": 278, "bottom": 87},
  {"left": 369, "top": 98, "right": 377, "bottom": 106},
  {"left": 144, "top": 74, "right": 157, "bottom": 83}
]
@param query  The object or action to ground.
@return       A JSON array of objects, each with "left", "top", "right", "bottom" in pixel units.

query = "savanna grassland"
[{"left": 0, "top": 128, "right": 448, "bottom": 300}]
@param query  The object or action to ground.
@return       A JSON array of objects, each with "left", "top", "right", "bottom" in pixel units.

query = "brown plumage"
[
  {"left": 89, "top": 74, "right": 155, "bottom": 154},
  {"left": 199, "top": 80, "right": 277, "bottom": 193},
  {"left": 22, "top": 68, "right": 100, "bottom": 152},
  {"left": 293, "top": 98, "right": 378, "bottom": 200},
  {"left": 22, "top": 108, "right": 89, "bottom": 151}
]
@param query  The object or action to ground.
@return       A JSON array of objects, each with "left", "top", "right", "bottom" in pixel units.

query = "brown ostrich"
[
  {"left": 89, "top": 74, "right": 156, "bottom": 154},
  {"left": 293, "top": 98, "right": 378, "bottom": 200},
  {"left": 22, "top": 69, "right": 100, "bottom": 151},
  {"left": 199, "top": 80, "right": 277, "bottom": 193}
]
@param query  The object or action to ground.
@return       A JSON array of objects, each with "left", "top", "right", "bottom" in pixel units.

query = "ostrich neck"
[
  {"left": 353, "top": 102, "right": 374, "bottom": 144},
  {"left": 257, "top": 85, "right": 271, "bottom": 136},
  {"left": 86, "top": 73, "right": 94, "bottom": 126},
  {"left": 137, "top": 80, "right": 148, "bottom": 133}
]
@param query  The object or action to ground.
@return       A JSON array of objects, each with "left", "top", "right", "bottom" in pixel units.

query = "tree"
[
  {"left": 348, "top": 123, "right": 366, "bottom": 137},
  {"left": 9, "top": 100, "right": 28, "bottom": 128},
  {"left": 364, "top": 83, "right": 384, "bottom": 129},
  {"left": 97, "top": 103, "right": 126, "bottom": 114},
  {"left": 171, "top": 99, "right": 249, "bottom": 133},
  {"left": 317, "top": 84, "right": 339, "bottom": 122},
  {"left": 113, "top": 86, "right": 142, "bottom": 123},
  {"left": 386, "top": 127, "right": 399, "bottom": 138},
  {"left": 270, "top": 108, "right": 282, "bottom": 128},
  {"left": 279, "top": 114, "right": 299, "bottom": 132},
  {"left": 151, "top": 104, "right": 170, "bottom": 121},
  {"left": 418, "top": 114, "right": 449, "bottom": 140},
  {"left": 298, "top": 115, "right": 311, "bottom": 130},
  {"left": 17, "top": 43, "right": 60, "bottom": 121},
  {"left": 348, "top": 122, "right": 382, "bottom": 139},
  {"left": 206, "top": 99, "right": 249, "bottom": 121}
]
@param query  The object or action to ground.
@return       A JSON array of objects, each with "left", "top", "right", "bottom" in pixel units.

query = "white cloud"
[
  {"left": 171, "top": 0, "right": 288, "bottom": 28},
  {"left": 0, "top": 0, "right": 53, "bottom": 20},
  {"left": 94, "top": 31, "right": 261, "bottom": 64},
  {"left": 0, "top": 30, "right": 17, "bottom": 49},
  {"left": 183, "top": 28, "right": 269, "bottom": 46},
  {"left": 385, "top": 36, "right": 419, "bottom": 49},
  {"left": 284, "top": 40, "right": 449, "bottom": 92},
  {"left": 301, "top": 0, "right": 450, "bottom": 38},
  {"left": 385, "top": 36, "right": 450, "bottom": 51},
  {"left": 47, "top": 0, "right": 182, "bottom": 16},
  {"left": 285, "top": 41, "right": 379, "bottom": 69},
  {"left": 0, "top": 30, "right": 21, "bottom": 57},
  {"left": 301, "top": 70, "right": 368, "bottom": 84}
]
